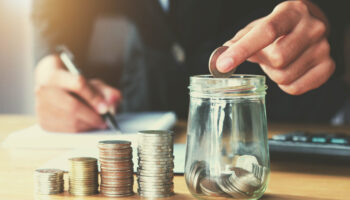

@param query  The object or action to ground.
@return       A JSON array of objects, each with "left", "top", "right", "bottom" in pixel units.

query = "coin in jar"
[{"left": 199, "top": 177, "right": 226, "bottom": 197}]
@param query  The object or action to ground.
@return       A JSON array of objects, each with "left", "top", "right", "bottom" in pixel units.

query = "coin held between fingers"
[{"left": 209, "top": 46, "right": 236, "bottom": 78}]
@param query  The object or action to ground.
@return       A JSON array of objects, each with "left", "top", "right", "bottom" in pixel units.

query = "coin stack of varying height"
[
  {"left": 98, "top": 140, "right": 134, "bottom": 197},
  {"left": 68, "top": 157, "right": 98, "bottom": 196},
  {"left": 186, "top": 155, "right": 266, "bottom": 198},
  {"left": 137, "top": 130, "right": 175, "bottom": 198},
  {"left": 34, "top": 169, "right": 64, "bottom": 195}
]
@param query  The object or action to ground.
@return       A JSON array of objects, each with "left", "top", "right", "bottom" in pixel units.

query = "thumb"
[{"left": 90, "top": 79, "right": 122, "bottom": 113}]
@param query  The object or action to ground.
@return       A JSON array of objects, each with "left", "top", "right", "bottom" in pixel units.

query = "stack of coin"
[
  {"left": 98, "top": 140, "right": 134, "bottom": 197},
  {"left": 68, "top": 157, "right": 98, "bottom": 196},
  {"left": 34, "top": 168, "right": 64, "bottom": 195},
  {"left": 137, "top": 130, "right": 175, "bottom": 198},
  {"left": 186, "top": 155, "right": 266, "bottom": 198}
]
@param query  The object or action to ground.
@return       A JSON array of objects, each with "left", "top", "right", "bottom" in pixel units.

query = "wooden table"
[{"left": 0, "top": 115, "right": 349, "bottom": 200}]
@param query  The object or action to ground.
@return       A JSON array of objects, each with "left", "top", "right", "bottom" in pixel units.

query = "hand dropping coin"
[{"left": 209, "top": 46, "right": 236, "bottom": 78}]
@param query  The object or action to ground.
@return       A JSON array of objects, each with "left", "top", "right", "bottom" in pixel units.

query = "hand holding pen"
[{"left": 34, "top": 46, "right": 122, "bottom": 133}]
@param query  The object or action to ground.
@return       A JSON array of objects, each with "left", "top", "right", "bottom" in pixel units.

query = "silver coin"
[
  {"left": 229, "top": 167, "right": 261, "bottom": 193},
  {"left": 138, "top": 165, "right": 174, "bottom": 172},
  {"left": 137, "top": 175, "right": 174, "bottom": 180},
  {"left": 138, "top": 145, "right": 173, "bottom": 150},
  {"left": 252, "top": 163, "right": 267, "bottom": 181},
  {"left": 137, "top": 171, "right": 173, "bottom": 178},
  {"left": 98, "top": 140, "right": 131, "bottom": 146},
  {"left": 138, "top": 189, "right": 174, "bottom": 194},
  {"left": 209, "top": 46, "right": 236, "bottom": 78},
  {"left": 234, "top": 155, "right": 259, "bottom": 173},
  {"left": 34, "top": 168, "right": 64, "bottom": 195},
  {"left": 137, "top": 169, "right": 173, "bottom": 175},
  {"left": 137, "top": 178, "right": 173, "bottom": 183},
  {"left": 138, "top": 185, "right": 174, "bottom": 190},
  {"left": 138, "top": 157, "right": 174, "bottom": 162},
  {"left": 138, "top": 181, "right": 173, "bottom": 187},
  {"left": 137, "top": 167, "right": 173, "bottom": 172},
  {"left": 138, "top": 130, "right": 174, "bottom": 135},
  {"left": 199, "top": 177, "right": 226, "bottom": 197},
  {"left": 35, "top": 168, "right": 64, "bottom": 174},
  {"left": 186, "top": 160, "right": 207, "bottom": 193},
  {"left": 101, "top": 192, "right": 134, "bottom": 197},
  {"left": 217, "top": 174, "right": 247, "bottom": 198},
  {"left": 138, "top": 144, "right": 173, "bottom": 149}
]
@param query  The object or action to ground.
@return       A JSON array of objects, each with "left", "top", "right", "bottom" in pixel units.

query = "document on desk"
[
  {"left": 1, "top": 111, "right": 186, "bottom": 173},
  {"left": 1, "top": 112, "right": 176, "bottom": 149}
]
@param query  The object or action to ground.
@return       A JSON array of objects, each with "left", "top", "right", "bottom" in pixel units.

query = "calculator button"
[
  {"left": 311, "top": 137, "right": 327, "bottom": 143},
  {"left": 330, "top": 138, "right": 348, "bottom": 145},
  {"left": 292, "top": 135, "right": 308, "bottom": 142}
]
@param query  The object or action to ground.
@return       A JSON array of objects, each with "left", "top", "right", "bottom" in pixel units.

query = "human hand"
[
  {"left": 35, "top": 55, "right": 122, "bottom": 132},
  {"left": 217, "top": 0, "right": 334, "bottom": 95}
]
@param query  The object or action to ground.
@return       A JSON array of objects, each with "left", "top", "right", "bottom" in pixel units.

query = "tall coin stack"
[
  {"left": 137, "top": 130, "right": 175, "bottom": 198},
  {"left": 68, "top": 157, "right": 98, "bottom": 196},
  {"left": 34, "top": 169, "right": 64, "bottom": 195},
  {"left": 98, "top": 140, "right": 134, "bottom": 197}
]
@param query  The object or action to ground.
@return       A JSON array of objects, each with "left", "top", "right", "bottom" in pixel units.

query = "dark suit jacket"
[{"left": 32, "top": 0, "right": 349, "bottom": 122}]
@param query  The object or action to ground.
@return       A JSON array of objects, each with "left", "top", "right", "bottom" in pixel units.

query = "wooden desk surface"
[{"left": 0, "top": 115, "right": 349, "bottom": 200}]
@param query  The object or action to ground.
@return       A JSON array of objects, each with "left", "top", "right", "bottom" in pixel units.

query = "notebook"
[
  {"left": 1, "top": 112, "right": 176, "bottom": 149},
  {"left": 1, "top": 111, "right": 186, "bottom": 173}
]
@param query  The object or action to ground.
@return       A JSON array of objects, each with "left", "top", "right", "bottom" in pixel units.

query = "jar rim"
[
  {"left": 190, "top": 74, "right": 266, "bottom": 81},
  {"left": 189, "top": 74, "right": 267, "bottom": 97}
]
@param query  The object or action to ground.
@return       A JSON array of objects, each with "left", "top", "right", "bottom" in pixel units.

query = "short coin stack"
[
  {"left": 186, "top": 155, "right": 266, "bottom": 198},
  {"left": 34, "top": 169, "right": 64, "bottom": 195},
  {"left": 137, "top": 130, "right": 175, "bottom": 198},
  {"left": 98, "top": 140, "right": 134, "bottom": 197},
  {"left": 68, "top": 157, "right": 98, "bottom": 196}
]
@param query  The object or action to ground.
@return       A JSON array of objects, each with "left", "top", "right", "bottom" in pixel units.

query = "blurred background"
[
  {"left": 0, "top": 0, "right": 35, "bottom": 114},
  {"left": 0, "top": 0, "right": 349, "bottom": 120}
]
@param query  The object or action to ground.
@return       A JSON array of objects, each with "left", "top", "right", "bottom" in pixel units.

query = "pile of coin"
[
  {"left": 68, "top": 157, "right": 98, "bottom": 196},
  {"left": 137, "top": 130, "right": 175, "bottom": 198},
  {"left": 34, "top": 168, "right": 64, "bottom": 195},
  {"left": 186, "top": 155, "right": 266, "bottom": 198},
  {"left": 98, "top": 140, "right": 134, "bottom": 197}
]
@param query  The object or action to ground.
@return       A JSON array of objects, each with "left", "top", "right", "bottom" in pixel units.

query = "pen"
[{"left": 56, "top": 45, "right": 121, "bottom": 132}]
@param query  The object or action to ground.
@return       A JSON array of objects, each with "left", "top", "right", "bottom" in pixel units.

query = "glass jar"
[{"left": 185, "top": 75, "right": 269, "bottom": 200}]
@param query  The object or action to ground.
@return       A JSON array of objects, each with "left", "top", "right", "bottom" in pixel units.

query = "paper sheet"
[
  {"left": 2, "top": 111, "right": 186, "bottom": 173},
  {"left": 1, "top": 112, "right": 176, "bottom": 149}
]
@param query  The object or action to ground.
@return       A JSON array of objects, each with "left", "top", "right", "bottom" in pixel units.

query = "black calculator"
[{"left": 269, "top": 131, "right": 350, "bottom": 161}]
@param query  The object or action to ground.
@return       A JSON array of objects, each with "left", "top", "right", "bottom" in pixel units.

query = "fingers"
[
  {"left": 249, "top": 17, "right": 326, "bottom": 69},
  {"left": 278, "top": 57, "right": 335, "bottom": 95},
  {"left": 224, "top": 18, "right": 262, "bottom": 46},
  {"left": 217, "top": 2, "right": 303, "bottom": 72},
  {"left": 90, "top": 79, "right": 122, "bottom": 114},
  {"left": 90, "top": 79, "right": 122, "bottom": 104},
  {"left": 260, "top": 39, "right": 330, "bottom": 85},
  {"left": 45, "top": 70, "right": 109, "bottom": 114},
  {"left": 35, "top": 55, "right": 110, "bottom": 114},
  {"left": 36, "top": 87, "right": 106, "bottom": 132}
]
